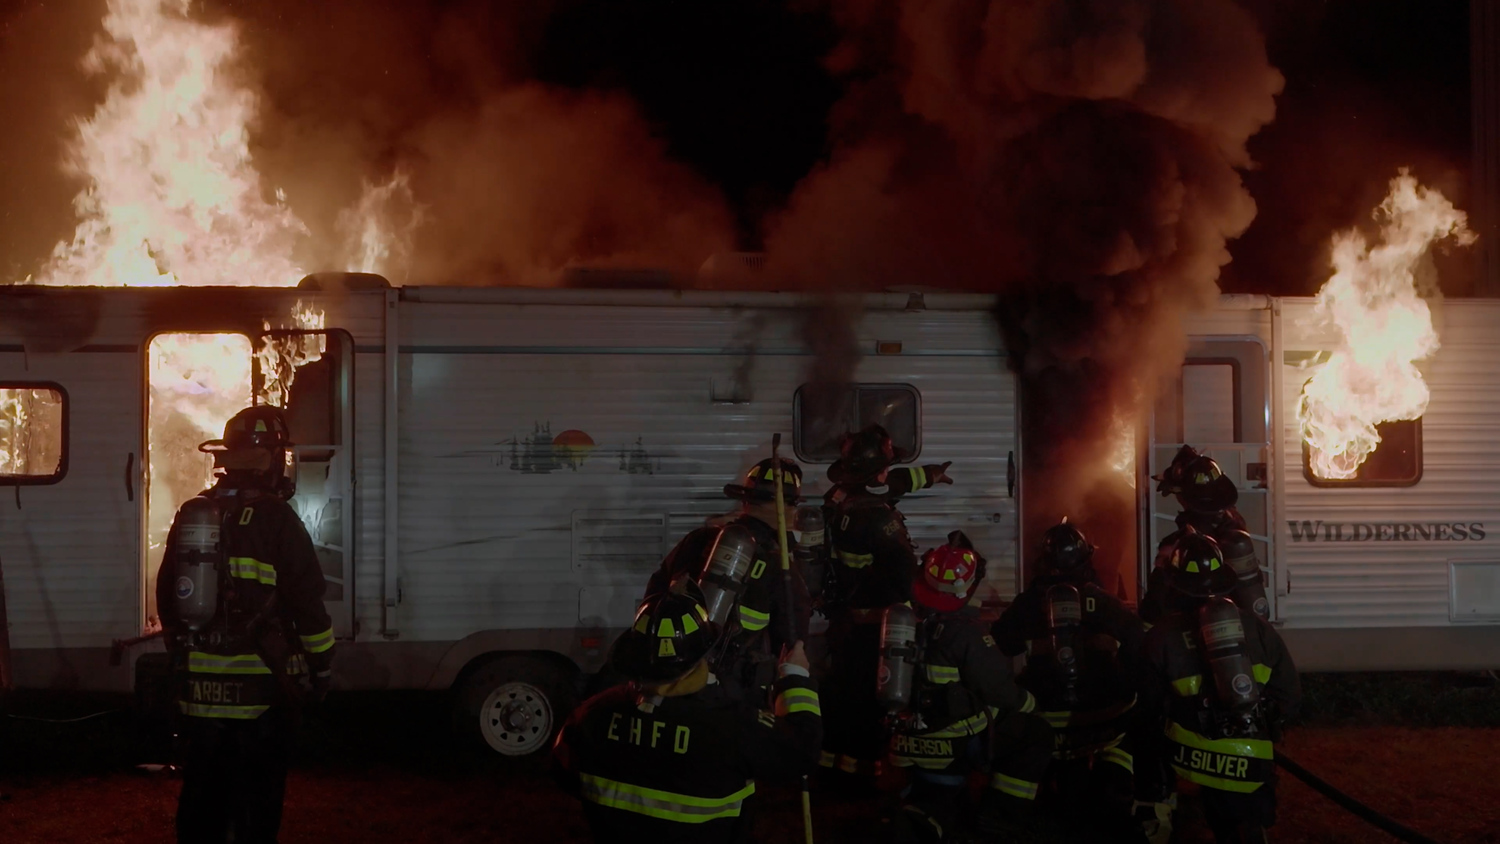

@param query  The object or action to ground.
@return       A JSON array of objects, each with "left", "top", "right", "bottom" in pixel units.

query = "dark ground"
[{"left": 1, "top": 673, "right": 1497, "bottom": 843}]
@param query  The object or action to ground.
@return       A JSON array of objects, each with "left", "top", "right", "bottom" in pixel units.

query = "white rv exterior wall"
[
  {"left": 381, "top": 300, "right": 1020, "bottom": 648},
  {"left": 1276, "top": 298, "right": 1500, "bottom": 629}
]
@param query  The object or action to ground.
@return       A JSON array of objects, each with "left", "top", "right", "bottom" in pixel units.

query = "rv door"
[
  {"left": 1145, "top": 336, "right": 1277, "bottom": 619},
  {"left": 0, "top": 345, "right": 140, "bottom": 691},
  {"left": 255, "top": 329, "right": 356, "bottom": 639}
]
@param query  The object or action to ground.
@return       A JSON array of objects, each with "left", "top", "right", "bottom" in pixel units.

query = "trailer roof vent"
[{"left": 298, "top": 272, "right": 391, "bottom": 291}]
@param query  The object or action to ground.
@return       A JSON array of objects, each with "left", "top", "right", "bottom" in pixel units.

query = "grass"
[{"left": 1293, "top": 671, "right": 1500, "bottom": 728}]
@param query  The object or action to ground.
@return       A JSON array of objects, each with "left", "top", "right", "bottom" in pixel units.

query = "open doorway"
[{"left": 144, "top": 333, "right": 252, "bottom": 626}]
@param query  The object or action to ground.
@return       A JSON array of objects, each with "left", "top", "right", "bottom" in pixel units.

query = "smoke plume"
[{"left": 765, "top": 0, "right": 1284, "bottom": 590}]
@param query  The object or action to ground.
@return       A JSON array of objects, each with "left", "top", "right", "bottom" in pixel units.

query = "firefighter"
[
  {"left": 552, "top": 586, "right": 823, "bottom": 843},
  {"left": 1142, "top": 445, "right": 1268, "bottom": 624},
  {"left": 990, "top": 518, "right": 1145, "bottom": 839},
  {"left": 884, "top": 541, "right": 1051, "bottom": 841},
  {"left": 155, "top": 406, "right": 335, "bottom": 844},
  {"left": 1135, "top": 532, "right": 1300, "bottom": 844},
  {"left": 643, "top": 457, "right": 811, "bottom": 695},
  {"left": 820, "top": 424, "right": 953, "bottom": 780}
]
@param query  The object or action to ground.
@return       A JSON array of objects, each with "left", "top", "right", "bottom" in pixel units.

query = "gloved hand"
[{"left": 925, "top": 462, "right": 954, "bottom": 485}]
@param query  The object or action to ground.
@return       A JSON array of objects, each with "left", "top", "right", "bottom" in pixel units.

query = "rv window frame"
[
  {"left": 0, "top": 381, "right": 69, "bottom": 485},
  {"left": 1179, "top": 357, "right": 1243, "bottom": 444},
  {"left": 791, "top": 382, "right": 923, "bottom": 463},
  {"left": 1301, "top": 416, "right": 1424, "bottom": 488},
  {"left": 251, "top": 327, "right": 354, "bottom": 447}
]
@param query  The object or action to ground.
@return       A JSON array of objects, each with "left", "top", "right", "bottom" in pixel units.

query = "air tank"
[
  {"left": 1198, "top": 596, "right": 1261, "bottom": 712},
  {"left": 172, "top": 495, "right": 223, "bottom": 631},
  {"left": 1045, "top": 583, "right": 1083, "bottom": 707},
  {"left": 877, "top": 603, "right": 918, "bottom": 714},
  {"left": 696, "top": 524, "right": 757, "bottom": 627}
]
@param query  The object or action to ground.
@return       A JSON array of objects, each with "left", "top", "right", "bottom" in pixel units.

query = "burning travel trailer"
[{"left": 1, "top": 0, "right": 1498, "bottom": 841}]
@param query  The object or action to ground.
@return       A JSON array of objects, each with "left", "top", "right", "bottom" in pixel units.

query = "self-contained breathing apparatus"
[
  {"left": 1027, "top": 584, "right": 1083, "bottom": 710},
  {"left": 669, "top": 523, "right": 758, "bottom": 674},
  {"left": 168, "top": 490, "right": 299, "bottom": 705},
  {"left": 1196, "top": 597, "right": 1263, "bottom": 740},
  {"left": 877, "top": 603, "right": 920, "bottom": 723}
]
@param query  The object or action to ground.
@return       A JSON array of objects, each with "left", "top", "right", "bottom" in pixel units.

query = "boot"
[{"left": 1132, "top": 796, "right": 1176, "bottom": 844}]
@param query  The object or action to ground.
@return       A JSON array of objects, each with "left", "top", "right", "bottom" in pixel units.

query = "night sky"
[{"left": 528, "top": 0, "right": 1474, "bottom": 294}]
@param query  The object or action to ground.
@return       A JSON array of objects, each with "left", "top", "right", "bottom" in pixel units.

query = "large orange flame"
[
  {"left": 1, "top": 0, "right": 404, "bottom": 628},
  {"left": 1297, "top": 171, "right": 1474, "bottom": 480}
]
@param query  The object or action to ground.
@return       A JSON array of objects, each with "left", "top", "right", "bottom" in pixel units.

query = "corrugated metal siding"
[
  {"left": 350, "top": 353, "right": 386, "bottom": 639},
  {"left": 391, "top": 304, "right": 1017, "bottom": 642},
  {"left": 1278, "top": 299, "right": 1500, "bottom": 628},
  {"left": 0, "top": 351, "right": 139, "bottom": 653}
]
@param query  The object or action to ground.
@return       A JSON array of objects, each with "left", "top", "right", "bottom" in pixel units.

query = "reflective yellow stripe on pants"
[
  {"left": 578, "top": 773, "right": 754, "bottom": 823},
  {"left": 990, "top": 772, "right": 1040, "bottom": 801},
  {"left": 178, "top": 701, "right": 271, "bottom": 720},
  {"left": 299, "top": 627, "right": 335, "bottom": 654}
]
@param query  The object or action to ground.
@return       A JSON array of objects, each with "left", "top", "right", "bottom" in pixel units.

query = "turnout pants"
[
  {"left": 176, "top": 708, "right": 294, "bottom": 844},
  {"left": 889, "top": 712, "right": 1052, "bottom": 842},
  {"left": 819, "top": 621, "right": 886, "bottom": 777},
  {"left": 1201, "top": 776, "right": 1277, "bottom": 844}
]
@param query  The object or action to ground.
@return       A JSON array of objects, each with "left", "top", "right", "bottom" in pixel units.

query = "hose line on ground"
[{"left": 1275, "top": 752, "right": 1441, "bottom": 844}]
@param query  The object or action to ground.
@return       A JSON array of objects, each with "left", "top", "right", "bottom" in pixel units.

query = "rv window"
[
  {"left": 793, "top": 383, "right": 921, "bottom": 462},
  {"left": 0, "top": 385, "right": 66, "bottom": 483},
  {"left": 255, "top": 330, "right": 349, "bottom": 453},
  {"left": 1182, "top": 363, "right": 1238, "bottom": 444},
  {"left": 1302, "top": 418, "right": 1423, "bottom": 487}
]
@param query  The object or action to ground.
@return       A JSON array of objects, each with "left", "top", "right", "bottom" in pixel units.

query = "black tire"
[{"left": 453, "top": 655, "right": 576, "bottom": 764}]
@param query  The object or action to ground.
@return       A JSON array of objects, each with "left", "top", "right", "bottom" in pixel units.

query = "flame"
[
  {"left": 1297, "top": 171, "right": 1474, "bottom": 479},
  {"left": 338, "top": 168, "right": 426, "bottom": 282},
  {"left": 1109, "top": 416, "right": 1137, "bottom": 488},
  {"left": 256, "top": 301, "right": 327, "bottom": 408},
  {"left": 27, "top": 0, "right": 305, "bottom": 289}
]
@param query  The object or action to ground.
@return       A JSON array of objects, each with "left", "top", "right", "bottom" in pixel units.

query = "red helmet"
[{"left": 913, "top": 544, "right": 981, "bottom": 612}]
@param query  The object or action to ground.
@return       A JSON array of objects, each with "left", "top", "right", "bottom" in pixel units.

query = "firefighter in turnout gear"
[
  {"left": 885, "top": 541, "right": 1052, "bottom": 842},
  {"left": 820, "top": 425, "right": 954, "bottom": 780},
  {"left": 1135, "top": 532, "right": 1300, "bottom": 844},
  {"left": 155, "top": 406, "right": 335, "bottom": 844},
  {"left": 991, "top": 518, "right": 1146, "bottom": 839},
  {"left": 1142, "top": 446, "right": 1269, "bottom": 624},
  {"left": 644, "top": 457, "right": 812, "bottom": 695},
  {"left": 552, "top": 586, "right": 823, "bottom": 843}
]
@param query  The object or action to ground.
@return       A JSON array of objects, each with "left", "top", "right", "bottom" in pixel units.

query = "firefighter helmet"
[
  {"left": 199, "top": 405, "right": 294, "bottom": 453},
  {"left": 610, "top": 588, "right": 719, "bottom": 683},
  {"left": 912, "top": 542, "right": 981, "bottom": 612},
  {"left": 828, "top": 424, "right": 899, "bottom": 484},
  {"left": 723, "top": 457, "right": 803, "bottom": 505},
  {"left": 1040, "top": 517, "right": 1093, "bottom": 573},
  {"left": 1153, "top": 445, "right": 1238, "bottom": 512},
  {"left": 1166, "top": 530, "right": 1236, "bottom": 600}
]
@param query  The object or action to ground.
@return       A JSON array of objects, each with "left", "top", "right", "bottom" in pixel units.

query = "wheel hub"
[{"left": 480, "top": 680, "right": 553, "bottom": 756}]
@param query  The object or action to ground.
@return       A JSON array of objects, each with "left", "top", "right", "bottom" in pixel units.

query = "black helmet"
[
  {"left": 609, "top": 588, "right": 718, "bottom": 683},
  {"left": 1152, "top": 445, "right": 1237, "bottom": 513},
  {"left": 724, "top": 457, "right": 802, "bottom": 505},
  {"left": 1041, "top": 517, "right": 1093, "bottom": 573},
  {"left": 1166, "top": 530, "right": 1235, "bottom": 600},
  {"left": 828, "top": 424, "right": 897, "bottom": 484},
  {"left": 199, "top": 406, "right": 294, "bottom": 454}
]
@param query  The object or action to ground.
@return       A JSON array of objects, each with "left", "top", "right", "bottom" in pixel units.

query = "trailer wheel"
[{"left": 455, "top": 656, "right": 575, "bottom": 762}]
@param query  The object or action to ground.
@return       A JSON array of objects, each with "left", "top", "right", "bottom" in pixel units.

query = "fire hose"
[{"left": 1274, "top": 752, "right": 1443, "bottom": 844}]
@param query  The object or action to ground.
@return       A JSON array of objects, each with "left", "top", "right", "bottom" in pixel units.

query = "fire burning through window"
[
  {"left": 0, "top": 388, "right": 66, "bottom": 480},
  {"left": 1297, "top": 171, "right": 1473, "bottom": 481}
]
